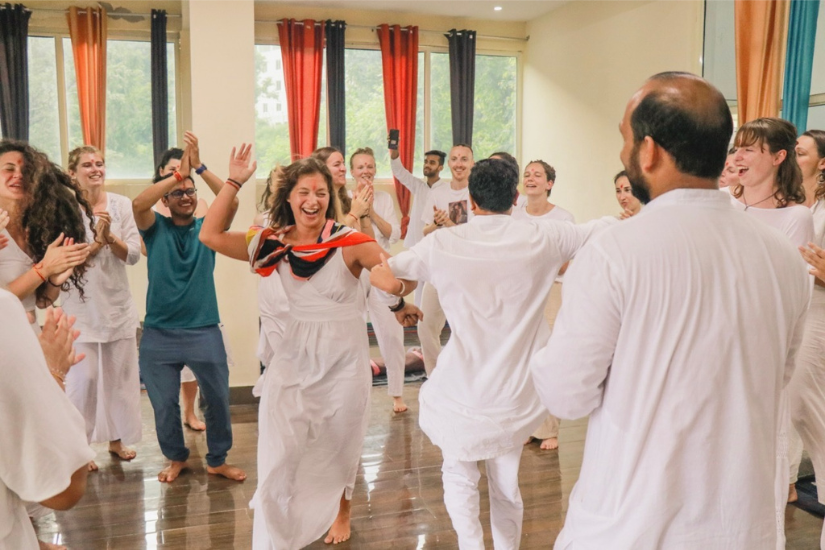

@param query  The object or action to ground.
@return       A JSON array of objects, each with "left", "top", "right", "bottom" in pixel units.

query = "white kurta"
[
  {"left": 390, "top": 156, "right": 445, "bottom": 248},
  {"left": 389, "top": 214, "right": 614, "bottom": 461},
  {"left": 511, "top": 203, "right": 575, "bottom": 223},
  {"left": 0, "top": 289, "right": 95, "bottom": 550},
  {"left": 251, "top": 250, "right": 371, "bottom": 550},
  {"left": 531, "top": 189, "right": 811, "bottom": 550},
  {"left": 61, "top": 193, "right": 141, "bottom": 342}
]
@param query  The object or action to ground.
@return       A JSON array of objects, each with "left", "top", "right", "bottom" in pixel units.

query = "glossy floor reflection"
[{"left": 36, "top": 385, "right": 825, "bottom": 549}]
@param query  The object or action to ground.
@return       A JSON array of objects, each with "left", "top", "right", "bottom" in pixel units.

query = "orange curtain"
[
  {"left": 278, "top": 19, "right": 324, "bottom": 160},
  {"left": 67, "top": 6, "right": 107, "bottom": 151},
  {"left": 734, "top": 0, "right": 790, "bottom": 124}
]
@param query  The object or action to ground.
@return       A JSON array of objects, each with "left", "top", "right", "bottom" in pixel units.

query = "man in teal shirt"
[{"left": 133, "top": 145, "right": 245, "bottom": 483}]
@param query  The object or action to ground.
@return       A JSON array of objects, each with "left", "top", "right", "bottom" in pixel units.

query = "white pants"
[
  {"left": 418, "top": 283, "right": 447, "bottom": 376},
  {"left": 442, "top": 447, "right": 524, "bottom": 550},
  {"left": 65, "top": 338, "right": 142, "bottom": 445},
  {"left": 367, "top": 286, "right": 406, "bottom": 397}
]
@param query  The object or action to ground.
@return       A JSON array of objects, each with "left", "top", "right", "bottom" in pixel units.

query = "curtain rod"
[
  {"left": 269, "top": 20, "right": 528, "bottom": 42},
  {"left": 28, "top": 9, "right": 527, "bottom": 42}
]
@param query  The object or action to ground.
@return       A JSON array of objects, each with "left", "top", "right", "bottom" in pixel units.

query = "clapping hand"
[
  {"left": 433, "top": 207, "right": 451, "bottom": 227},
  {"left": 800, "top": 243, "right": 825, "bottom": 283},
  {"left": 184, "top": 131, "right": 202, "bottom": 170},
  {"left": 228, "top": 143, "right": 257, "bottom": 187},
  {"left": 351, "top": 185, "right": 373, "bottom": 219},
  {"left": 94, "top": 211, "right": 111, "bottom": 243},
  {"left": 38, "top": 307, "right": 84, "bottom": 383}
]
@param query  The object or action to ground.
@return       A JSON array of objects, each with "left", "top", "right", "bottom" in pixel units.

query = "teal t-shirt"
[{"left": 140, "top": 212, "right": 220, "bottom": 329}]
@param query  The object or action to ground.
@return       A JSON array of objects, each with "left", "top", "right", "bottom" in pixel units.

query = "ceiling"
[{"left": 264, "top": 1, "right": 570, "bottom": 22}]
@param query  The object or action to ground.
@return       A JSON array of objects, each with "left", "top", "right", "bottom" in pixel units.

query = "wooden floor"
[{"left": 36, "top": 383, "right": 825, "bottom": 549}]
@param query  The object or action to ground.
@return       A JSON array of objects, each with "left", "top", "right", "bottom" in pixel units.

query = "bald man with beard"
[{"left": 531, "top": 72, "right": 811, "bottom": 549}]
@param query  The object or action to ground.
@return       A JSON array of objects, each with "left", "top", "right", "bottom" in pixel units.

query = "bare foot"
[
  {"left": 788, "top": 483, "right": 798, "bottom": 503},
  {"left": 540, "top": 437, "right": 559, "bottom": 450},
  {"left": 207, "top": 463, "right": 247, "bottom": 481},
  {"left": 158, "top": 461, "right": 187, "bottom": 483},
  {"left": 38, "top": 540, "right": 66, "bottom": 550},
  {"left": 87, "top": 460, "right": 98, "bottom": 472},
  {"left": 392, "top": 396, "right": 408, "bottom": 413},
  {"left": 184, "top": 416, "right": 206, "bottom": 431},
  {"left": 108, "top": 440, "right": 136, "bottom": 461},
  {"left": 324, "top": 496, "right": 351, "bottom": 544}
]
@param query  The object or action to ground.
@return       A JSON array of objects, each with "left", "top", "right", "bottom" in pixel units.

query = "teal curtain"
[{"left": 782, "top": 0, "right": 819, "bottom": 132}]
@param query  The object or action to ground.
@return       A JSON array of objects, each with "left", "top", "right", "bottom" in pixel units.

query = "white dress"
[
  {"left": 532, "top": 189, "right": 811, "bottom": 549},
  {"left": 61, "top": 193, "right": 143, "bottom": 445},
  {"left": 251, "top": 250, "right": 371, "bottom": 550},
  {"left": 0, "top": 289, "right": 95, "bottom": 550}
]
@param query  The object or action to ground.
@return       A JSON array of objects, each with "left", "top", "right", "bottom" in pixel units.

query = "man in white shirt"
[
  {"left": 0, "top": 293, "right": 95, "bottom": 550},
  {"left": 417, "top": 144, "right": 474, "bottom": 375},
  {"left": 391, "top": 146, "right": 446, "bottom": 308},
  {"left": 370, "top": 158, "right": 614, "bottom": 549},
  {"left": 531, "top": 72, "right": 811, "bottom": 549}
]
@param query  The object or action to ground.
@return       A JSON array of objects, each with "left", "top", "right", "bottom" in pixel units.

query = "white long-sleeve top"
[
  {"left": 61, "top": 193, "right": 141, "bottom": 343},
  {"left": 389, "top": 214, "right": 616, "bottom": 461},
  {"left": 348, "top": 188, "right": 401, "bottom": 251},
  {"left": 531, "top": 189, "right": 811, "bottom": 549},
  {"left": 0, "top": 289, "right": 95, "bottom": 550},
  {"left": 390, "top": 156, "right": 444, "bottom": 248}
]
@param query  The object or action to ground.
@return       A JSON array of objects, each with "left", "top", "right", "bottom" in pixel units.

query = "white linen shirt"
[
  {"left": 390, "top": 156, "right": 445, "bottom": 248},
  {"left": 531, "top": 188, "right": 811, "bottom": 549},
  {"left": 389, "top": 214, "right": 616, "bottom": 461},
  {"left": 0, "top": 289, "right": 95, "bottom": 550},
  {"left": 61, "top": 193, "right": 141, "bottom": 343}
]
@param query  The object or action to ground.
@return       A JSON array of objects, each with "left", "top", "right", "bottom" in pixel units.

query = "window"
[
  {"left": 27, "top": 36, "right": 177, "bottom": 178},
  {"left": 254, "top": 44, "right": 517, "bottom": 179},
  {"left": 703, "top": 2, "right": 825, "bottom": 128}
]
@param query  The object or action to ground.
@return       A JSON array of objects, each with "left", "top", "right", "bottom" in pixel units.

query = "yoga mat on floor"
[{"left": 793, "top": 475, "right": 825, "bottom": 518}]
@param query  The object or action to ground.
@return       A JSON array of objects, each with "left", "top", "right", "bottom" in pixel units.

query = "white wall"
[{"left": 522, "top": 0, "right": 704, "bottom": 223}]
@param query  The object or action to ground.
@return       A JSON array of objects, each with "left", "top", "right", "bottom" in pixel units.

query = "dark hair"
[
  {"left": 349, "top": 146, "right": 375, "bottom": 169},
  {"left": 468, "top": 158, "right": 518, "bottom": 213},
  {"left": 311, "top": 146, "right": 350, "bottom": 218},
  {"left": 613, "top": 170, "right": 629, "bottom": 184},
  {"left": 630, "top": 71, "right": 733, "bottom": 180},
  {"left": 525, "top": 159, "right": 556, "bottom": 196},
  {"left": 490, "top": 151, "right": 519, "bottom": 173},
  {"left": 0, "top": 140, "right": 94, "bottom": 302},
  {"left": 801, "top": 129, "right": 825, "bottom": 200},
  {"left": 153, "top": 147, "right": 184, "bottom": 182},
  {"left": 267, "top": 158, "right": 336, "bottom": 229},
  {"left": 732, "top": 118, "right": 805, "bottom": 207},
  {"left": 425, "top": 150, "right": 446, "bottom": 165}
]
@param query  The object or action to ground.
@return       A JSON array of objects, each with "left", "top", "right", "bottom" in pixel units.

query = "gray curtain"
[
  {"left": 445, "top": 28, "right": 476, "bottom": 146},
  {"left": 326, "top": 20, "right": 346, "bottom": 153},
  {"left": 0, "top": 3, "right": 32, "bottom": 140},
  {"left": 151, "top": 9, "right": 168, "bottom": 166}
]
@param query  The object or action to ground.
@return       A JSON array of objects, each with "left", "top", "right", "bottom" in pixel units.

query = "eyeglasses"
[{"left": 165, "top": 188, "right": 197, "bottom": 199}]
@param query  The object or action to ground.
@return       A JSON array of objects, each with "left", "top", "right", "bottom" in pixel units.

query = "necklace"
[{"left": 743, "top": 192, "right": 775, "bottom": 210}]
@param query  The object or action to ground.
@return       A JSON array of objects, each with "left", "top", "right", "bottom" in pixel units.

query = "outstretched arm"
[
  {"left": 133, "top": 144, "right": 191, "bottom": 231},
  {"left": 186, "top": 131, "right": 239, "bottom": 228},
  {"left": 199, "top": 144, "right": 257, "bottom": 262}
]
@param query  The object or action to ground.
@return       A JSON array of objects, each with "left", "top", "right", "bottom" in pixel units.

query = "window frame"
[
  {"left": 27, "top": 31, "right": 182, "bottom": 184},
  {"left": 252, "top": 37, "right": 522, "bottom": 184}
]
